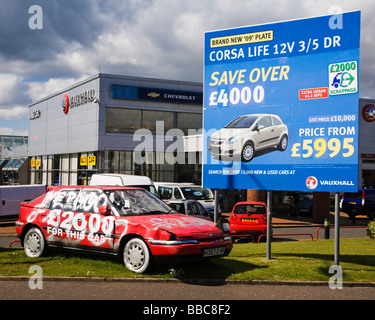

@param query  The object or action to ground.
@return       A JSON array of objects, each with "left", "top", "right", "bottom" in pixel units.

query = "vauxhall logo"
[{"left": 62, "top": 89, "right": 96, "bottom": 114}]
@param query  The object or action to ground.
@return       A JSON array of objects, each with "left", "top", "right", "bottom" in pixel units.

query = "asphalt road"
[{"left": 0, "top": 279, "right": 374, "bottom": 301}]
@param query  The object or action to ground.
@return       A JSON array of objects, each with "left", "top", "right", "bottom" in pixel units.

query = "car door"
[
  {"left": 42, "top": 188, "right": 80, "bottom": 246},
  {"left": 73, "top": 189, "right": 115, "bottom": 251},
  {"left": 272, "top": 116, "right": 285, "bottom": 141},
  {"left": 253, "top": 115, "right": 277, "bottom": 149}
]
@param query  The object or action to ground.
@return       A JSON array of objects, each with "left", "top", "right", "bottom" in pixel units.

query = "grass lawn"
[{"left": 1, "top": 238, "right": 374, "bottom": 283}]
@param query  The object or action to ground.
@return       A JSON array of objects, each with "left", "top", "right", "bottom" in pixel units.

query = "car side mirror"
[{"left": 99, "top": 205, "right": 112, "bottom": 216}]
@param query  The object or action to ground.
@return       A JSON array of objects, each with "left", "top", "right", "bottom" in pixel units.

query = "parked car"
[
  {"left": 89, "top": 173, "right": 158, "bottom": 197},
  {"left": 340, "top": 189, "right": 375, "bottom": 220},
  {"left": 298, "top": 192, "right": 313, "bottom": 215},
  {"left": 155, "top": 182, "right": 220, "bottom": 217},
  {"left": 166, "top": 199, "right": 212, "bottom": 221},
  {"left": 285, "top": 192, "right": 313, "bottom": 216},
  {"left": 209, "top": 113, "right": 288, "bottom": 162},
  {"left": 229, "top": 201, "right": 268, "bottom": 239},
  {"left": 15, "top": 186, "right": 232, "bottom": 273}
]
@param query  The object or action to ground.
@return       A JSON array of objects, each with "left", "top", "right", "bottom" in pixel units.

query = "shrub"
[{"left": 366, "top": 220, "right": 375, "bottom": 239}]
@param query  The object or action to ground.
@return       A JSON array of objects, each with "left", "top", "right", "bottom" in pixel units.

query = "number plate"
[
  {"left": 203, "top": 247, "right": 225, "bottom": 257},
  {"left": 242, "top": 218, "right": 257, "bottom": 222}
]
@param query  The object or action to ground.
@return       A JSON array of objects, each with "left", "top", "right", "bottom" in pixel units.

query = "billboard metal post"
[
  {"left": 214, "top": 189, "right": 219, "bottom": 223},
  {"left": 334, "top": 192, "right": 340, "bottom": 266},
  {"left": 266, "top": 190, "right": 272, "bottom": 260}
]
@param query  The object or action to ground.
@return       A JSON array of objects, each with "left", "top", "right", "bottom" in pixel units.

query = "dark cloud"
[{"left": 0, "top": 0, "right": 140, "bottom": 62}]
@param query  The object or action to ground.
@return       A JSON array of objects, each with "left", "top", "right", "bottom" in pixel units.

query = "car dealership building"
[{"left": 25, "top": 73, "right": 203, "bottom": 186}]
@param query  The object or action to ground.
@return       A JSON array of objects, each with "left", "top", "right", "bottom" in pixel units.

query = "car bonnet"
[
  {"left": 121, "top": 213, "right": 223, "bottom": 239},
  {"left": 211, "top": 127, "right": 244, "bottom": 140}
]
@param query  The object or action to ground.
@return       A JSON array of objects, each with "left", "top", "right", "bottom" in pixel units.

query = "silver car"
[{"left": 209, "top": 114, "right": 288, "bottom": 162}]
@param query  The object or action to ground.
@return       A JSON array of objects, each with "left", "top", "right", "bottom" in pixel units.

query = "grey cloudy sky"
[{"left": 0, "top": 0, "right": 373, "bottom": 135}]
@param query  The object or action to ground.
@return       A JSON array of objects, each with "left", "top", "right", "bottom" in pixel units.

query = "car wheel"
[
  {"left": 123, "top": 237, "right": 152, "bottom": 273},
  {"left": 241, "top": 142, "right": 254, "bottom": 162},
  {"left": 278, "top": 135, "right": 288, "bottom": 151},
  {"left": 24, "top": 227, "right": 46, "bottom": 258}
]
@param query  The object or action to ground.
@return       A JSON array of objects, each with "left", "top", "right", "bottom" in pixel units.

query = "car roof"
[
  {"left": 234, "top": 201, "right": 266, "bottom": 206},
  {"left": 167, "top": 199, "right": 196, "bottom": 203},
  {"left": 47, "top": 185, "right": 143, "bottom": 192},
  {"left": 240, "top": 113, "right": 278, "bottom": 117}
]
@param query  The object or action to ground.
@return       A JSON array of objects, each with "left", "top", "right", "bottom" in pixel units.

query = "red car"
[
  {"left": 15, "top": 186, "right": 232, "bottom": 273},
  {"left": 229, "top": 201, "right": 268, "bottom": 239}
]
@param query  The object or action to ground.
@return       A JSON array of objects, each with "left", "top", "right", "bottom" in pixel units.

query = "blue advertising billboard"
[{"left": 203, "top": 11, "right": 361, "bottom": 192}]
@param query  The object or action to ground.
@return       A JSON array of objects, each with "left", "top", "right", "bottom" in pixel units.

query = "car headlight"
[
  {"left": 221, "top": 221, "right": 230, "bottom": 233},
  {"left": 216, "top": 218, "right": 230, "bottom": 233},
  {"left": 149, "top": 239, "right": 199, "bottom": 245},
  {"left": 226, "top": 134, "right": 241, "bottom": 144}
]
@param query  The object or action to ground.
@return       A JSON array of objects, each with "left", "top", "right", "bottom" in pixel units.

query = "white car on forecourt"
[{"left": 209, "top": 114, "right": 288, "bottom": 162}]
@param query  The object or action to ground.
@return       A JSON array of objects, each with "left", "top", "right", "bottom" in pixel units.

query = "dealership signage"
[
  {"left": 80, "top": 153, "right": 96, "bottom": 168},
  {"left": 203, "top": 11, "right": 361, "bottom": 192},
  {"left": 112, "top": 85, "right": 203, "bottom": 105},
  {"left": 362, "top": 104, "right": 375, "bottom": 122},
  {"left": 29, "top": 109, "right": 41, "bottom": 120},
  {"left": 62, "top": 89, "right": 96, "bottom": 114}
]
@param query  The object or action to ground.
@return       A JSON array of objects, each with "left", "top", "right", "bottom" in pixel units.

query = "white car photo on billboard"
[{"left": 208, "top": 113, "right": 288, "bottom": 162}]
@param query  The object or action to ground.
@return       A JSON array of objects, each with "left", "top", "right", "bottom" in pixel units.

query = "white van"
[
  {"left": 154, "top": 182, "right": 220, "bottom": 215},
  {"left": 0, "top": 185, "right": 47, "bottom": 220},
  {"left": 89, "top": 174, "right": 158, "bottom": 197}
]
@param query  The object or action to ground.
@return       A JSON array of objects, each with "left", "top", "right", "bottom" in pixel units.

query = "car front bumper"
[{"left": 146, "top": 237, "right": 233, "bottom": 263}]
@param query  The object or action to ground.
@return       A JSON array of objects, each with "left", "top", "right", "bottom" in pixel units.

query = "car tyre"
[
  {"left": 241, "top": 142, "right": 254, "bottom": 162},
  {"left": 278, "top": 135, "right": 288, "bottom": 151},
  {"left": 123, "top": 237, "right": 152, "bottom": 273},
  {"left": 24, "top": 227, "right": 46, "bottom": 258}
]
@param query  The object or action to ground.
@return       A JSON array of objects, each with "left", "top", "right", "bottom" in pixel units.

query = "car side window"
[
  {"left": 174, "top": 187, "right": 183, "bottom": 199},
  {"left": 273, "top": 116, "right": 282, "bottom": 125},
  {"left": 197, "top": 202, "right": 207, "bottom": 215},
  {"left": 171, "top": 203, "right": 185, "bottom": 214},
  {"left": 190, "top": 202, "right": 200, "bottom": 215},
  {"left": 257, "top": 116, "right": 272, "bottom": 128},
  {"left": 75, "top": 190, "right": 107, "bottom": 213},
  {"left": 158, "top": 186, "right": 172, "bottom": 199}
]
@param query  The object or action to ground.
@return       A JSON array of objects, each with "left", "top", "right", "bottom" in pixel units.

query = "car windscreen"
[
  {"left": 344, "top": 192, "right": 362, "bottom": 200},
  {"left": 180, "top": 187, "right": 214, "bottom": 200},
  {"left": 225, "top": 115, "right": 258, "bottom": 128},
  {"left": 168, "top": 203, "right": 185, "bottom": 214},
  {"left": 104, "top": 189, "right": 171, "bottom": 216},
  {"left": 127, "top": 184, "right": 158, "bottom": 198},
  {"left": 234, "top": 204, "right": 266, "bottom": 215}
]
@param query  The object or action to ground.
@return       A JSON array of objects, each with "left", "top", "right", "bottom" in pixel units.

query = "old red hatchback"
[
  {"left": 15, "top": 186, "right": 232, "bottom": 273},
  {"left": 229, "top": 201, "right": 268, "bottom": 239}
]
